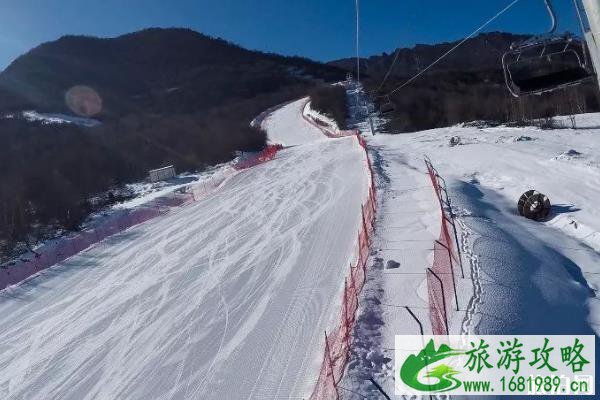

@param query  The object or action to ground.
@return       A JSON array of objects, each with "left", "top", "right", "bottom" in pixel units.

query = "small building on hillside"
[{"left": 149, "top": 165, "right": 176, "bottom": 182}]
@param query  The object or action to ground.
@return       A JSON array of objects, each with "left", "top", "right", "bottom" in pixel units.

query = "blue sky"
[{"left": 0, "top": 0, "right": 582, "bottom": 70}]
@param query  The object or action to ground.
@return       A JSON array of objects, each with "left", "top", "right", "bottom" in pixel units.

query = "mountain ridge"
[
  {"left": 328, "top": 32, "right": 530, "bottom": 77},
  {"left": 0, "top": 27, "right": 346, "bottom": 258},
  {"left": 0, "top": 27, "right": 344, "bottom": 117}
]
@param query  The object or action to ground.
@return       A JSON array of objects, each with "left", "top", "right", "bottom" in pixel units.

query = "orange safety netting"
[
  {"left": 234, "top": 144, "right": 282, "bottom": 170},
  {"left": 425, "top": 160, "right": 459, "bottom": 335},
  {"left": 1, "top": 144, "right": 283, "bottom": 291},
  {"left": 309, "top": 134, "right": 376, "bottom": 400}
]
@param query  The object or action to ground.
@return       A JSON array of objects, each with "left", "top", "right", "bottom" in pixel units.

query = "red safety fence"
[
  {"left": 234, "top": 144, "right": 283, "bottom": 170},
  {"left": 0, "top": 196, "right": 181, "bottom": 291},
  {"left": 0, "top": 145, "right": 282, "bottom": 292},
  {"left": 309, "top": 133, "right": 376, "bottom": 400},
  {"left": 424, "top": 158, "right": 461, "bottom": 336}
]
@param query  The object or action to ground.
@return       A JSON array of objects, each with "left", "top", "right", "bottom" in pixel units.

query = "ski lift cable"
[
  {"left": 376, "top": 46, "right": 403, "bottom": 93},
  {"left": 355, "top": 0, "right": 361, "bottom": 84},
  {"left": 376, "top": 20, "right": 416, "bottom": 92},
  {"left": 386, "top": 0, "right": 521, "bottom": 97}
]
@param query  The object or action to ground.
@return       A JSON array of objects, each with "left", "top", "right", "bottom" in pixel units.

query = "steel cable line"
[
  {"left": 376, "top": 45, "right": 403, "bottom": 93},
  {"left": 376, "top": 20, "right": 418, "bottom": 93},
  {"left": 356, "top": 0, "right": 361, "bottom": 83},
  {"left": 384, "top": 0, "right": 521, "bottom": 97}
]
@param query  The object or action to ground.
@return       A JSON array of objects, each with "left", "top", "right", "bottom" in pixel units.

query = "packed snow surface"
[
  {"left": 262, "top": 98, "right": 327, "bottom": 146},
  {"left": 0, "top": 101, "right": 368, "bottom": 399}
]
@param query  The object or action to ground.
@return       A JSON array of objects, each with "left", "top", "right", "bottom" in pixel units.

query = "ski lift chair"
[
  {"left": 380, "top": 96, "right": 396, "bottom": 114},
  {"left": 502, "top": 0, "right": 593, "bottom": 97}
]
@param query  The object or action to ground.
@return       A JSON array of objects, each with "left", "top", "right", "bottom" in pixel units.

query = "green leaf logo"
[{"left": 400, "top": 339, "right": 464, "bottom": 392}]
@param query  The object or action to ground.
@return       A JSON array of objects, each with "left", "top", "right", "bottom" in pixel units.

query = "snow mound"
[
  {"left": 21, "top": 110, "right": 100, "bottom": 127},
  {"left": 553, "top": 149, "right": 584, "bottom": 161}
]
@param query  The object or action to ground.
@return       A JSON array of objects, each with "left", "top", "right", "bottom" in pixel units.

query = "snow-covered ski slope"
[
  {"left": 263, "top": 98, "right": 327, "bottom": 146},
  {"left": 345, "top": 112, "right": 600, "bottom": 397},
  {"left": 0, "top": 100, "right": 369, "bottom": 399}
]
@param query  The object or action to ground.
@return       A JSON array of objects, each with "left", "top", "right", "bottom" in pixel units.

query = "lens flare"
[{"left": 65, "top": 85, "right": 102, "bottom": 117}]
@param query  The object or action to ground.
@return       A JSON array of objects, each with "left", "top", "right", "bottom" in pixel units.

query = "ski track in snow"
[
  {"left": 0, "top": 99, "right": 368, "bottom": 400},
  {"left": 458, "top": 215, "right": 482, "bottom": 336}
]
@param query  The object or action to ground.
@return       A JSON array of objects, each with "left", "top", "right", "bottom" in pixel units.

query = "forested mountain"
[
  {"left": 330, "top": 32, "right": 600, "bottom": 133},
  {"left": 329, "top": 32, "right": 529, "bottom": 78},
  {"left": 0, "top": 28, "right": 344, "bottom": 116},
  {"left": 0, "top": 28, "right": 346, "bottom": 259}
]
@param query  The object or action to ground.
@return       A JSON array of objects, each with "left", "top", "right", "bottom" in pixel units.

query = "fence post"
[
  {"left": 443, "top": 214, "right": 464, "bottom": 278},
  {"left": 427, "top": 157, "right": 465, "bottom": 279},
  {"left": 435, "top": 240, "right": 459, "bottom": 312},
  {"left": 404, "top": 306, "right": 424, "bottom": 336},
  {"left": 424, "top": 162, "right": 442, "bottom": 204},
  {"left": 436, "top": 171, "right": 465, "bottom": 279},
  {"left": 427, "top": 268, "right": 449, "bottom": 335},
  {"left": 343, "top": 279, "right": 349, "bottom": 325},
  {"left": 361, "top": 206, "right": 368, "bottom": 240},
  {"left": 369, "top": 186, "right": 376, "bottom": 216},
  {"left": 435, "top": 174, "right": 450, "bottom": 206},
  {"left": 349, "top": 262, "right": 355, "bottom": 289},
  {"left": 369, "top": 377, "right": 391, "bottom": 400},
  {"left": 445, "top": 211, "right": 465, "bottom": 279},
  {"left": 344, "top": 279, "right": 352, "bottom": 348},
  {"left": 371, "top": 174, "right": 376, "bottom": 193},
  {"left": 324, "top": 332, "right": 339, "bottom": 399},
  {"left": 405, "top": 306, "right": 435, "bottom": 400},
  {"left": 359, "top": 230, "right": 368, "bottom": 273}
]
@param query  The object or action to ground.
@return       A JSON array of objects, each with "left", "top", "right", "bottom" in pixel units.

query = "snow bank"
[{"left": 20, "top": 110, "right": 100, "bottom": 127}]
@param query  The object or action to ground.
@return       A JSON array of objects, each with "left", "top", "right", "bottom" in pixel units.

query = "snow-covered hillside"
[
  {"left": 344, "top": 109, "right": 600, "bottom": 397},
  {"left": 0, "top": 100, "right": 369, "bottom": 399},
  {"left": 262, "top": 98, "right": 327, "bottom": 146},
  {"left": 8, "top": 110, "right": 101, "bottom": 127}
]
